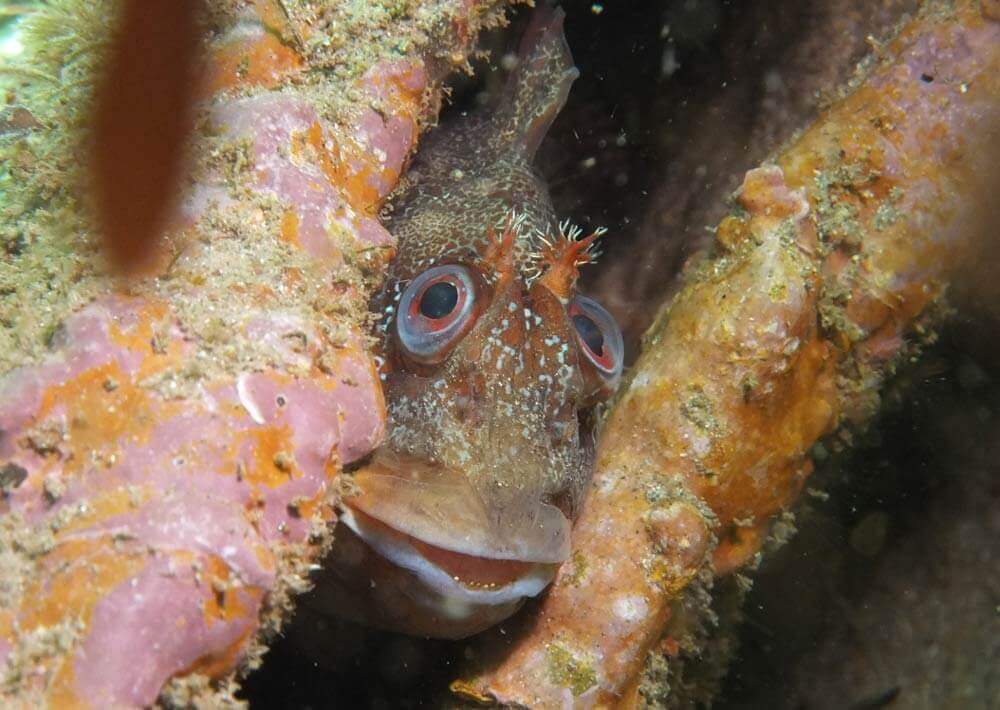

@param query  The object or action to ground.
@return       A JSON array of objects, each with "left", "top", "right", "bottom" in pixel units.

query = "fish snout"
[{"left": 327, "top": 450, "right": 570, "bottom": 637}]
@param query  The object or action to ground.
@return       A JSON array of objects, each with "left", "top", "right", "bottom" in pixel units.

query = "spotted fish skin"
[
  {"left": 376, "top": 5, "right": 588, "bottom": 539},
  {"left": 318, "top": 6, "right": 612, "bottom": 639},
  {"left": 383, "top": 7, "right": 579, "bottom": 278}
]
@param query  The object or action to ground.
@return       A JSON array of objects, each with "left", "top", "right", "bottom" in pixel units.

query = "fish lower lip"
[
  {"left": 334, "top": 506, "right": 560, "bottom": 636},
  {"left": 340, "top": 506, "right": 558, "bottom": 597}
]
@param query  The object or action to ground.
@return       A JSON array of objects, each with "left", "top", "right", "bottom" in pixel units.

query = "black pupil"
[
  {"left": 572, "top": 314, "right": 605, "bottom": 356},
  {"left": 419, "top": 281, "right": 459, "bottom": 319}
]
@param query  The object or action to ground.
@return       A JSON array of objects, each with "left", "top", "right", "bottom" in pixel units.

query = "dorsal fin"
[{"left": 491, "top": 4, "right": 578, "bottom": 160}]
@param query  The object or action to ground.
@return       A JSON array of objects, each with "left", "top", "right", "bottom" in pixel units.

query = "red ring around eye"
[
  {"left": 408, "top": 276, "right": 465, "bottom": 331},
  {"left": 396, "top": 265, "right": 480, "bottom": 364},
  {"left": 568, "top": 295, "right": 623, "bottom": 383}
]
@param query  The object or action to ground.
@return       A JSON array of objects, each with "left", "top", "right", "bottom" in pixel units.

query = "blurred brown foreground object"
[
  {"left": 455, "top": 0, "right": 999, "bottom": 705},
  {"left": 91, "top": 0, "right": 205, "bottom": 273}
]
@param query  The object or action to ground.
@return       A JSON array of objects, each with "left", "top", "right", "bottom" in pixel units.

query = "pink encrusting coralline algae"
[{"left": 0, "top": 1, "right": 504, "bottom": 705}]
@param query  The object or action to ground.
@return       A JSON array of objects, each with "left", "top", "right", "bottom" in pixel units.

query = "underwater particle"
[
  {"left": 849, "top": 510, "right": 889, "bottom": 558},
  {"left": 661, "top": 46, "right": 680, "bottom": 78},
  {"left": 663, "top": 0, "right": 722, "bottom": 49},
  {"left": 956, "top": 356, "right": 989, "bottom": 390},
  {"left": 500, "top": 51, "right": 518, "bottom": 71},
  {"left": 378, "top": 636, "right": 425, "bottom": 686},
  {"left": 590, "top": 4, "right": 604, "bottom": 16}
]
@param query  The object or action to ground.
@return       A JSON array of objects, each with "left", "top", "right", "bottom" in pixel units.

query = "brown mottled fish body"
[
  {"left": 314, "top": 7, "right": 621, "bottom": 639},
  {"left": 385, "top": 11, "right": 578, "bottom": 277},
  {"left": 377, "top": 7, "right": 585, "bottom": 530}
]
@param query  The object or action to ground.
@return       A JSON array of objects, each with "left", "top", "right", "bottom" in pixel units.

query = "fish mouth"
[
  {"left": 344, "top": 449, "right": 572, "bottom": 563},
  {"left": 339, "top": 450, "right": 570, "bottom": 618}
]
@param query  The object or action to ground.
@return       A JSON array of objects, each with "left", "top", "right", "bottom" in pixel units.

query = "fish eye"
[
  {"left": 568, "top": 295, "right": 624, "bottom": 395},
  {"left": 396, "top": 264, "right": 480, "bottom": 364}
]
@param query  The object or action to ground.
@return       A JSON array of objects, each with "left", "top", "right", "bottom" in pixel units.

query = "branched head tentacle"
[
  {"left": 530, "top": 220, "right": 608, "bottom": 299},
  {"left": 479, "top": 208, "right": 528, "bottom": 285}
]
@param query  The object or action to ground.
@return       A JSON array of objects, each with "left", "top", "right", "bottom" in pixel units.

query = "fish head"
[{"left": 336, "top": 216, "right": 624, "bottom": 636}]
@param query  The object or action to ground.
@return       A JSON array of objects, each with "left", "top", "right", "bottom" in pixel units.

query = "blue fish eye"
[{"left": 396, "top": 264, "right": 480, "bottom": 364}]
